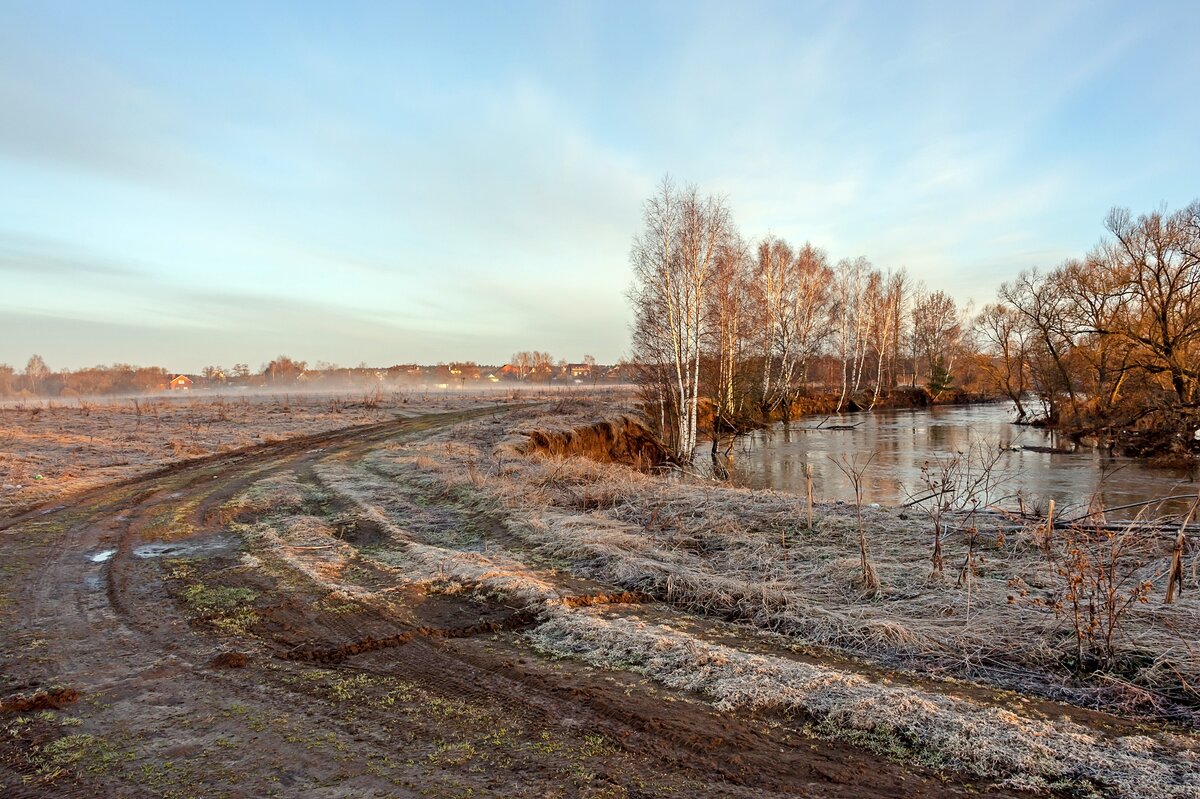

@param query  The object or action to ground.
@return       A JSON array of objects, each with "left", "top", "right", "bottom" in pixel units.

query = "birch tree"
[
  {"left": 832, "top": 257, "right": 870, "bottom": 412},
  {"left": 778, "top": 242, "right": 834, "bottom": 415},
  {"left": 705, "top": 233, "right": 753, "bottom": 446},
  {"left": 629, "top": 177, "right": 731, "bottom": 460},
  {"left": 751, "top": 236, "right": 792, "bottom": 413},
  {"left": 868, "top": 269, "right": 907, "bottom": 408}
]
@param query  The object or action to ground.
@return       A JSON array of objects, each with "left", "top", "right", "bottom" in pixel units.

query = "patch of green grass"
[
  {"left": 579, "top": 733, "right": 618, "bottom": 758},
  {"left": 181, "top": 583, "right": 260, "bottom": 634},
  {"left": 808, "top": 718, "right": 952, "bottom": 773},
  {"left": 428, "top": 740, "right": 477, "bottom": 767},
  {"left": 328, "top": 673, "right": 374, "bottom": 701},
  {"left": 34, "top": 733, "right": 122, "bottom": 778},
  {"left": 165, "top": 558, "right": 195, "bottom": 581}
]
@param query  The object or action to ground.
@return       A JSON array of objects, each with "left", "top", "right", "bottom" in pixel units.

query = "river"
[{"left": 709, "top": 402, "right": 1198, "bottom": 520}]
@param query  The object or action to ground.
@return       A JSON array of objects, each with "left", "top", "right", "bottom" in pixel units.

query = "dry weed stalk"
[
  {"left": 1015, "top": 513, "right": 1156, "bottom": 673},
  {"left": 805, "top": 462, "right": 814, "bottom": 530},
  {"left": 1165, "top": 493, "right": 1198, "bottom": 604},
  {"left": 1042, "top": 498, "right": 1055, "bottom": 557},
  {"left": 829, "top": 452, "right": 879, "bottom": 597},
  {"left": 908, "top": 438, "right": 1009, "bottom": 579}
]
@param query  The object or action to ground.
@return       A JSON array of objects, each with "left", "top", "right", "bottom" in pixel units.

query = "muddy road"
[{"left": 1, "top": 407, "right": 1046, "bottom": 798}]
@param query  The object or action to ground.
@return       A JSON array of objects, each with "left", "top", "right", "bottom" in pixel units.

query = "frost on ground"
[
  {"left": 527, "top": 610, "right": 1200, "bottom": 799},
  {"left": 0, "top": 390, "right": 513, "bottom": 515},
  {"left": 213, "top": 399, "right": 1200, "bottom": 798},
  {"left": 365, "top": 401, "right": 1200, "bottom": 717}
]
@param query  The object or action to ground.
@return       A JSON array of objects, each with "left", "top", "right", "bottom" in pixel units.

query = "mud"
[
  {"left": 132, "top": 536, "right": 234, "bottom": 559},
  {"left": 207, "top": 651, "right": 248, "bottom": 669},
  {"left": 559, "top": 590, "right": 651, "bottom": 608},
  {"left": 282, "top": 611, "right": 542, "bottom": 664},
  {"left": 0, "top": 688, "right": 80, "bottom": 714}
]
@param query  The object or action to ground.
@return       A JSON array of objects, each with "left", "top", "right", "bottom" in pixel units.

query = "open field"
[
  {"left": 0, "top": 389, "right": 576, "bottom": 517},
  {"left": 1, "top": 400, "right": 1197, "bottom": 798}
]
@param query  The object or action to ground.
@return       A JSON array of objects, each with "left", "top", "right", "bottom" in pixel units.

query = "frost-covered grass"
[
  {"left": 353, "top": 402, "right": 1200, "bottom": 720},
  {"left": 528, "top": 609, "right": 1200, "bottom": 799},
  {"left": 216, "top": 400, "right": 1200, "bottom": 797}
]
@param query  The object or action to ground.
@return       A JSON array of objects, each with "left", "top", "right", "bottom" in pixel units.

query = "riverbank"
[
  {"left": 698, "top": 387, "right": 1004, "bottom": 441},
  {"left": 457, "top": 403, "right": 1200, "bottom": 723}
]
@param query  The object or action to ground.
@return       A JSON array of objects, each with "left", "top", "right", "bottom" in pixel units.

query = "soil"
[{"left": 1, "top": 405, "right": 1062, "bottom": 797}]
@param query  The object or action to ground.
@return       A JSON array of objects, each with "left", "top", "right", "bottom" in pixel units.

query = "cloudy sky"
[{"left": 2, "top": 0, "right": 1198, "bottom": 373}]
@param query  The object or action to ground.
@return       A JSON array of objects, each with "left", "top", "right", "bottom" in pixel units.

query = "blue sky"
[{"left": 2, "top": 0, "right": 1198, "bottom": 372}]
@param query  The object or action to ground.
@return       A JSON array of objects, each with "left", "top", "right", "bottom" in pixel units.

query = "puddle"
[
  {"left": 90, "top": 549, "right": 116, "bottom": 563},
  {"left": 133, "top": 536, "right": 234, "bottom": 560}
]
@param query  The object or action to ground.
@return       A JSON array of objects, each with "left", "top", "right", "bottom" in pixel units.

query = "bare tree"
[
  {"left": 1103, "top": 203, "right": 1200, "bottom": 406},
  {"left": 868, "top": 269, "right": 906, "bottom": 409},
  {"left": 974, "top": 303, "right": 1031, "bottom": 419},
  {"left": 629, "top": 176, "right": 731, "bottom": 460},
  {"left": 831, "top": 257, "right": 871, "bottom": 412},
  {"left": 751, "top": 236, "right": 792, "bottom": 413},
  {"left": 1000, "top": 269, "right": 1081, "bottom": 423},
  {"left": 705, "top": 233, "right": 753, "bottom": 446},
  {"left": 779, "top": 243, "right": 834, "bottom": 416},
  {"left": 262, "top": 355, "right": 306, "bottom": 384},
  {"left": 532, "top": 351, "right": 554, "bottom": 383},
  {"left": 511, "top": 351, "right": 532, "bottom": 381},
  {"left": 24, "top": 354, "right": 50, "bottom": 395},
  {"left": 911, "top": 290, "right": 963, "bottom": 399}
]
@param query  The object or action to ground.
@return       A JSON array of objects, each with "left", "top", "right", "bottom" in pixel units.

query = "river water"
[{"left": 710, "top": 403, "right": 1198, "bottom": 520}]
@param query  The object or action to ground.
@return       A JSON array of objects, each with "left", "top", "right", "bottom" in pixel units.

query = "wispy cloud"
[{"left": 0, "top": 232, "right": 140, "bottom": 279}]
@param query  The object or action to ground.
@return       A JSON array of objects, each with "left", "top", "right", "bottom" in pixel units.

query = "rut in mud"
[{"left": 0, "top": 404, "right": 1189, "bottom": 798}]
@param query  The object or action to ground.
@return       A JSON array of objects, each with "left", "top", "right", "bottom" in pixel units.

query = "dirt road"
[{"left": 1, "top": 407, "right": 1040, "bottom": 798}]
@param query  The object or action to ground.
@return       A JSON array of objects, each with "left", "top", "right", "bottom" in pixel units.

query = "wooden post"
[
  {"left": 1043, "top": 499, "right": 1055, "bottom": 556},
  {"left": 806, "top": 463, "right": 814, "bottom": 530}
]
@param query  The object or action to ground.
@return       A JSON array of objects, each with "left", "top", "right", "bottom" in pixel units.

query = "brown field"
[
  {"left": 1, "top": 398, "right": 1197, "bottom": 798},
  {"left": 0, "top": 390, "right": 531, "bottom": 517}
]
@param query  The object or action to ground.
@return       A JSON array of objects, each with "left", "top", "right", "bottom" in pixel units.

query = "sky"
[{"left": 2, "top": 0, "right": 1198, "bottom": 373}]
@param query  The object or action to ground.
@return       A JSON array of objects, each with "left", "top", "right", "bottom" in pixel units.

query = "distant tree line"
[
  {"left": 0, "top": 353, "right": 630, "bottom": 398},
  {"left": 629, "top": 177, "right": 1199, "bottom": 461},
  {"left": 0, "top": 356, "right": 169, "bottom": 398}
]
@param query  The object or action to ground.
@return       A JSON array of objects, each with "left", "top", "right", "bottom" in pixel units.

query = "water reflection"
[{"left": 706, "top": 403, "right": 1198, "bottom": 519}]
